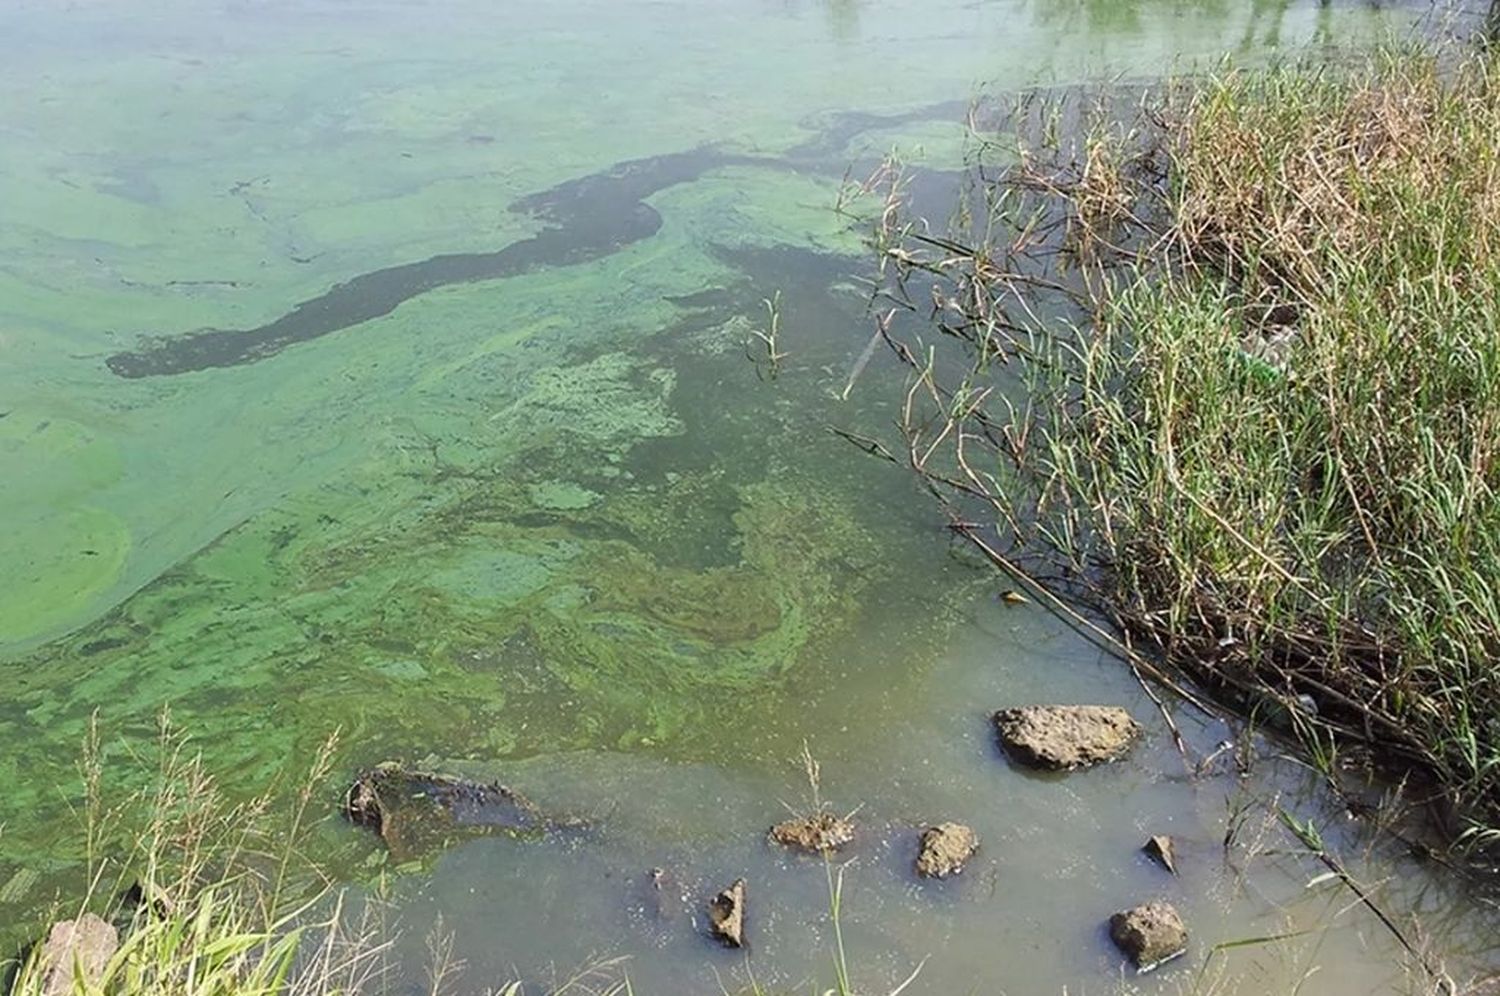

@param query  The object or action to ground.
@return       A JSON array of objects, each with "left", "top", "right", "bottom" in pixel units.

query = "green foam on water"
[{"left": 0, "top": 413, "right": 129, "bottom": 642}]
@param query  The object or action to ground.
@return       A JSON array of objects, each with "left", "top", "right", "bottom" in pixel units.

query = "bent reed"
[{"left": 871, "top": 47, "right": 1500, "bottom": 844}]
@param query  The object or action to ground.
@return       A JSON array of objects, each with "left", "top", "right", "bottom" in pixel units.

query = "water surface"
[{"left": 2, "top": 1, "right": 1494, "bottom": 992}]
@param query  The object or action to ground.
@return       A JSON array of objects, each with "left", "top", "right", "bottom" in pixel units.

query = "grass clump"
[
  {"left": 876, "top": 48, "right": 1500, "bottom": 841},
  {"left": 5, "top": 717, "right": 384, "bottom": 996}
]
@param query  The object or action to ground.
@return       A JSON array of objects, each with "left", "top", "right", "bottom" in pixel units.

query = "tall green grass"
[{"left": 880, "top": 48, "right": 1500, "bottom": 842}]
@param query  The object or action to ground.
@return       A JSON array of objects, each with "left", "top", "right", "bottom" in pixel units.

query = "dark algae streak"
[
  {"left": 103, "top": 102, "right": 968, "bottom": 380},
  {"left": 106, "top": 149, "right": 754, "bottom": 377}
]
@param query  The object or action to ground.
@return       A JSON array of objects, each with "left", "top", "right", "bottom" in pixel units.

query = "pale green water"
[{"left": 2, "top": 0, "right": 1496, "bottom": 992}]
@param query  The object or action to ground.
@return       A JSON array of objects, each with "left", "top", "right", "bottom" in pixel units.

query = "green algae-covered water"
[{"left": 4, "top": 0, "right": 1498, "bottom": 991}]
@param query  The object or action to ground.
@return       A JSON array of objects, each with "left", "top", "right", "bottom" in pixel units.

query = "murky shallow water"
[{"left": 3, "top": 0, "right": 1497, "bottom": 991}]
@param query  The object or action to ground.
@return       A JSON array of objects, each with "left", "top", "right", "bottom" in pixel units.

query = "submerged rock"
[
  {"left": 707, "top": 878, "right": 747, "bottom": 948},
  {"left": 37, "top": 914, "right": 118, "bottom": 996},
  {"left": 993, "top": 705, "right": 1141, "bottom": 770},
  {"left": 1109, "top": 901, "right": 1188, "bottom": 970},
  {"left": 769, "top": 811, "right": 855, "bottom": 854},
  {"left": 1143, "top": 835, "right": 1178, "bottom": 875},
  {"left": 344, "top": 762, "right": 580, "bottom": 861},
  {"left": 629, "top": 867, "right": 686, "bottom": 925},
  {"left": 915, "top": 822, "right": 979, "bottom": 878}
]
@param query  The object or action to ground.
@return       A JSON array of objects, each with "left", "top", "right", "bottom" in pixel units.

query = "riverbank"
[{"left": 878, "top": 45, "right": 1500, "bottom": 846}]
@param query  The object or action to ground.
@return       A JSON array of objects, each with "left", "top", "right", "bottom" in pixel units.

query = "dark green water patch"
[
  {"left": 103, "top": 149, "right": 759, "bottom": 377},
  {"left": 102, "top": 101, "right": 972, "bottom": 380}
]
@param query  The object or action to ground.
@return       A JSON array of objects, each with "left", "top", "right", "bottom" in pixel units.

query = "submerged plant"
[{"left": 746, "top": 290, "right": 789, "bottom": 379}]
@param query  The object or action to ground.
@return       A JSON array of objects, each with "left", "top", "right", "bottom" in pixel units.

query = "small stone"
[
  {"left": 1143, "top": 835, "right": 1177, "bottom": 875},
  {"left": 707, "top": 878, "right": 747, "bottom": 948},
  {"left": 994, "top": 705, "right": 1142, "bottom": 770},
  {"left": 769, "top": 811, "right": 855, "bottom": 854},
  {"left": 1109, "top": 901, "right": 1188, "bottom": 970},
  {"left": 915, "top": 822, "right": 979, "bottom": 878},
  {"left": 38, "top": 914, "right": 119, "bottom": 996}
]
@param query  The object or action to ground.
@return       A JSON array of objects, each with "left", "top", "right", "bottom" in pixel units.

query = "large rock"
[
  {"left": 707, "top": 878, "right": 747, "bottom": 948},
  {"left": 1109, "top": 901, "right": 1188, "bottom": 970},
  {"left": 915, "top": 822, "right": 979, "bottom": 878},
  {"left": 769, "top": 811, "right": 855, "bottom": 854},
  {"left": 994, "top": 705, "right": 1141, "bottom": 770},
  {"left": 344, "top": 762, "right": 582, "bottom": 861},
  {"left": 38, "top": 914, "right": 119, "bottom": 996}
]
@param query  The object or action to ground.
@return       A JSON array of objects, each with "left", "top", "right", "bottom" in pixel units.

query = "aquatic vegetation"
[
  {"left": 744, "top": 291, "right": 789, "bottom": 380},
  {"left": 0, "top": 213, "right": 943, "bottom": 939},
  {"left": 0, "top": 415, "right": 128, "bottom": 643}
]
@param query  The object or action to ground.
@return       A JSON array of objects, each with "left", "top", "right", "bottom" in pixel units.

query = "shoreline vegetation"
[
  {"left": 865, "top": 44, "right": 1500, "bottom": 850},
  {"left": 4, "top": 721, "right": 387, "bottom": 996}
]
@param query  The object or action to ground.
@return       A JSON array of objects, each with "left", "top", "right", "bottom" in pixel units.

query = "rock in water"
[
  {"left": 1143, "top": 835, "right": 1178, "bottom": 875},
  {"left": 38, "top": 914, "right": 118, "bottom": 996},
  {"left": 769, "top": 811, "right": 855, "bottom": 854},
  {"left": 993, "top": 705, "right": 1142, "bottom": 770},
  {"left": 915, "top": 822, "right": 979, "bottom": 878},
  {"left": 343, "top": 762, "right": 575, "bottom": 861},
  {"left": 707, "top": 878, "right": 747, "bottom": 948},
  {"left": 1109, "top": 901, "right": 1188, "bottom": 970}
]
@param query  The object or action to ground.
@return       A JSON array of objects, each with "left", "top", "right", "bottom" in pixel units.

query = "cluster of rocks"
[
  {"left": 24, "top": 703, "right": 1185, "bottom": 984},
  {"left": 766, "top": 810, "right": 979, "bottom": 879},
  {"left": 340, "top": 706, "right": 1188, "bottom": 970},
  {"left": 699, "top": 811, "right": 981, "bottom": 949},
  {"left": 702, "top": 703, "right": 1185, "bottom": 966},
  {"left": 995, "top": 704, "right": 1188, "bottom": 970}
]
